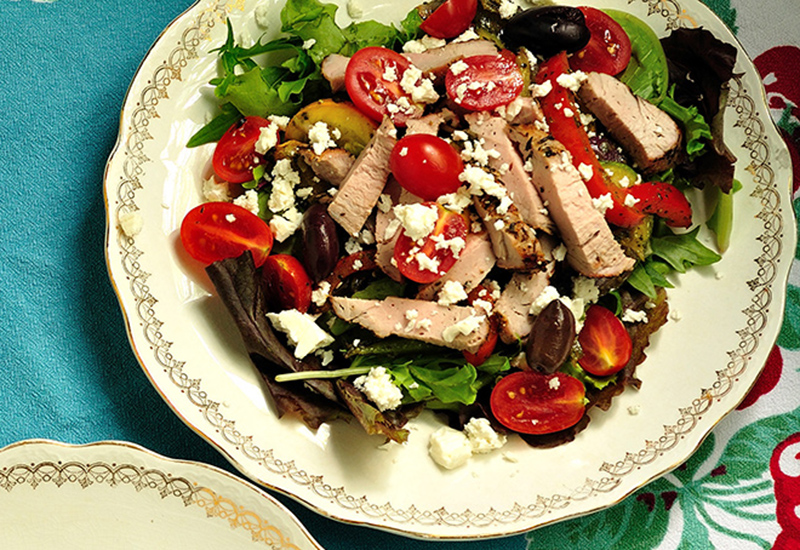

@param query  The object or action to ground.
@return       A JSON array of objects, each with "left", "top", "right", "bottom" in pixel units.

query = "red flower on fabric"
[
  {"left": 771, "top": 433, "right": 800, "bottom": 549},
  {"left": 737, "top": 345, "right": 783, "bottom": 410}
]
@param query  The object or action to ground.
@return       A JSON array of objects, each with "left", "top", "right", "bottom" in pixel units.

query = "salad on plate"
[{"left": 176, "top": 0, "right": 739, "bottom": 468}]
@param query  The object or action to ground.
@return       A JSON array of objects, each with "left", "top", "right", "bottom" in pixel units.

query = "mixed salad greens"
[{"left": 179, "top": 0, "right": 739, "bottom": 465}]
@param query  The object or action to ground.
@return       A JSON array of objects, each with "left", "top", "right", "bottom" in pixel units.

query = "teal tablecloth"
[{"left": 2, "top": 1, "right": 799, "bottom": 548}]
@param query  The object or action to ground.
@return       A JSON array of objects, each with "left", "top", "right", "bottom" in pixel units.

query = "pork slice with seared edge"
[
  {"left": 416, "top": 230, "right": 496, "bottom": 301},
  {"left": 299, "top": 148, "right": 355, "bottom": 187},
  {"left": 509, "top": 125, "right": 635, "bottom": 278},
  {"left": 330, "top": 296, "right": 490, "bottom": 353},
  {"left": 577, "top": 71, "right": 682, "bottom": 174},
  {"left": 494, "top": 268, "right": 553, "bottom": 344},
  {"left": 328, "top": 117, "right": 397, "bottom": 236}
]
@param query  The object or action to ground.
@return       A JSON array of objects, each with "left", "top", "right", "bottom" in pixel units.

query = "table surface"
[{"left": 2, "top": 1, "right": 799, "bottom": 548}]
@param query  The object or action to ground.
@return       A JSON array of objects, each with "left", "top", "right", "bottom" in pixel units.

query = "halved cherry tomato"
[
  {"left": 627, "top": 182, "right": 693, "bottom": 228},
  {"left": 577, "top": 305, "right": 632, "bottom": 376},
  {"left": 180, "top": 202, "right": 273, "bottom": 267},
  {"left": 569, "top": 7, "right": 632, "bottom": 75},
  {"left": 419, "top": 0, "right": 478, "bottom": 39},
  {"left": 390, "top": 134, "right": 465, "bottom": 200},
  {"left": 393, "top": 203, "right": 468, "bottom": 284},
  {"left": 462, "top": 284, "right": 499, "bottom": 366},
  {"left": 445, "top": 52, "right": 524, "bottom": 111},
  {"left": 536, "top": 52, "right": 643, "bottom": 227},
  {"left": 212, "top": 116, "right": 275, "bottom": 184},
  {"left": 262, "top": 254, "right": 312, "bottom": 313},
  {"left": 344, "top": 47, "right": 424, "bottom": 126},
  {"left": 490, "top": 371, "right": 586, "bottom": 435}
]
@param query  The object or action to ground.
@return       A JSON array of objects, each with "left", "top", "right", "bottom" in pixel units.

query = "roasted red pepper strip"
[
  {"left": 535, "top": 53, "right": 644, "bottom": 228},
  {"left": 627, "top": 182, "right": 693, "bottom": 228}
]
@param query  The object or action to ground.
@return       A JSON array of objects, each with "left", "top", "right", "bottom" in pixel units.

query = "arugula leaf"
[
  {"left": 649, "top": 227, "right": 722, "bottom": 273},
  {"left": 627, "top": 258, "right": 674, "bottom": 299},
  {"left": 657, "top": 87, "right": 713, "bottom": 161},
  {"left": 186, "top": 103, "right": 242, "bottom": 148}
]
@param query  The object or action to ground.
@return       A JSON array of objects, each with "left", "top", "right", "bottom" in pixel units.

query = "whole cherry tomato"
[
  {"left": 390, "top": 134, "right": 464, "bottom": 200},
  {"left": 262, "top": 254, "right": 312, "bottom": 313},
  {"left": 490, "top": 371, "right": 586, "bottom": 434},
  {"left": 569, "top": 7, "right": 632, "bottom": 75},
  {"left": 419, "top": 0, "right": 478, "bottom": 39},
  {"left": 213, "top": 116, "right": 275, "bottom": 184},
  {"left": 577, "top": 305, "right": 632, "bottom": 376},
  {"left": 180, "top": 202, "right": 273, "bottom": 267}
]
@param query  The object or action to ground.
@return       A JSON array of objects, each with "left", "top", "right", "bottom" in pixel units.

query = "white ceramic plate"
[
  {"left": 0, "top": 440, "right": 323, "bottom": 549},
  {"left": 104, "top": 0, "right": 795, "bottom": 540}
]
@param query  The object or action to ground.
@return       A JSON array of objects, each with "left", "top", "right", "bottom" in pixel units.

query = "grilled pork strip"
[
  {"left": 509, "top": 125, "right": 636, "bottom": 278},
  {"left": 494, "top": 269, "right": 553, "bottom": 344},
  {"left": 577, "top": 71, "right": 682, "bottom": 174},
  {"left": 416, "top": 230, "right": 497, "bottom": 301}
]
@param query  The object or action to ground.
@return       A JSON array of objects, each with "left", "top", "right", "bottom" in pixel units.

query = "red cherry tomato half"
[
  {"left": 213, "top": 116, "right": 275, "bottom": 184},
  {"left": 577, "top": 305, "right": 632, "bottom": 376},
  {"left": 262, "top": 254, "right": 312, "bottom": 313},
  {"left": 393, "top": 203, "right": 468, "bottom": 284},
  {"left": 180, "top": 202, "right": 274, "bottom": 267},
  {"left": 490, "top": 371, "right": 586, "bottom": 435},
  {"left": 569, "top": 7, "right": 632, "bottom": 75},
  {"left": 627, "top": 182, "right": 693, "bottom": 228},
  {"left": 419, "top": 0, "right": 478, "bottom": 39},
  {"left": 390, "top": 134, "right": 465, "bottom": 200},
  {"left": 345, "top": 46, "right": 424, "bottom": 126},
  {"left": 445, "top": 52, "right": 524, "bottom": 111}
]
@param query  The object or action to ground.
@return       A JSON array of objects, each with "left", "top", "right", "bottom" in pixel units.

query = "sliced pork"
[
  {"left": 403, "top": 39, "right": 498, "bottom": 84},
  {"left": 494, "top": 269, "right": 552, "bottom": 344},
  {"left": 495, "top": 96, "right": 546, "bottom": 126},
  {"left": 330, "top": 296, "right": 490, "bottom": 353},
  {"left": 465, "top": 112, "right": 553, "bottom": 233},
  {"left": 416, "top": 231, "right": 496, "bottom": 301},
  {"left": 328, "top": 117, "right": 397, "bottom": 236},
  {"left": 509, "top": 125, "right": 636, "bottom": 278},
  {"left": 473, "top": 195, "right": 549, "bottom": 271},
  {"left": 577, "top": 71, "right": 682, "bottom": 174},
  {"left": 321, "top": 53, "right": 349, "bottom": 93},
  {"left": 300, "top": 147, "right": 355, "bottom": 186}
]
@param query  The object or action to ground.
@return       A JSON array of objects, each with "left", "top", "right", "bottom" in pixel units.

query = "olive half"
[{"left": 499, "top": 6, "right": 590, "bottom": 59}]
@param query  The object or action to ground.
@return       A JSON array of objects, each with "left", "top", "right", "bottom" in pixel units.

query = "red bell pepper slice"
[
  {"left": 535, "top": 53, "right": 644, "bottom": 228},
  {"left": 627, "top": 182, "right": 693, "bottom": 228}
]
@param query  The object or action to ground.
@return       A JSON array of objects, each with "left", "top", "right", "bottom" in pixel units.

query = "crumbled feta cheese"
[
  {"left": 267, "top": 115, "right": 290, "bottom": 130},
  {"left": 399, "top": 146, "right": 408, "bottom": 157},
  {"left": 119, "top": 211, "right": 143, "bottom": 237},
  {"left": 254, "top": 3, "right": 271, "bottom": 28},
  {"left": 344, "top": 237, "right": 363, "bottom": 255},
  {"left": 498, "top": 0, "right": 519, "bottom": 18},
  {"left": 529, "top": 285, "right": 561, "bottom": 316},
  {"left": 317, "top": 349, "right": 334, "bottom": 366},
  {"left": 202, "top": 177, "right": 231, "bottom": 202},
  {"left": 431, "top": 233, "right": 466, "bottom": 258},
  {"left": 429, "top": 426, "right": 472, "bottom": 469},
  {"left": 415, "top": 251, "right": 441, "bottom": 273},
  {"left": 311, "top": 281, "right": 331, "bottom": 307},
  {"left": 358, "top": 228, "right": 375, "bottom": 245},
  {"left": 352, "top": 259, "right": 363, "bottom": 270},
  {"left": 624, "top": 194, "right": 641, "bottom": 208},
  {"left": 442, "top": 313, "right": 485, "bottom": 343},
  {"left": 225, "top": 213, "right": 236, "bottom": 223},
  {"left": 437, "top": 186, "right": 472, "bottom": 213},
  {"left": 302, "top": 38, "right": 316, "bottom": 50},
  {"left": 234, "top": 189, "right": 261, "bottom": 216},
  {"left": 670, "top": 309, "right": 682, "bottom": 322},
  {"left": 552, "top": 243, "right": 568, "bottom": 262},
  {"left": 393, "top": 203, "right": 439, "bottom": 242},
  {"left": 438, "top": 280, "right": 468, "bottom": 306},
  {"left": 449, "top": 60, "right": 469, "bottom": 76},
  {"left": 346, "top": 0, "right": 363, "bottom": 19},
  {"left": 592, "top": 192, "right": 614, "bottom": 215},
  {"left": 266, "top": 309, "right": 334, "bottom": 359},
  {"left": 377, "top": 193, "right": 393, "bottom": 213},
  {"left": 459, "top": 165, "right": 506, "bottom": 200},
  {"left": 269, "top": 207, "right": 303, "bottom": 242},
  {"left": 296, "top": 187, "right": 313, "bottom": 199},
  {"left": 267, "top": 158, "right": 301, "bottom": 213},
  {"left": 621, "top": 309, "right": 648, "bottom": 323},
  {"left": 255, "top": 123, "right": 279, "bottom": 154},
  {"left": 307, "top": 121, "right": 338, "bottom": 155},
  {"left": 627, "top": 404, "right": 641, "bottom": 416},
  {"left": 529, "top": 80, "right": 553, "bottom": 98},
  {"left": 464, "top": 418, "right": 506, "bottom": 453},
  {"left": 577, "top": 163, "right": 594, "bottom": 181},
  {"left": 572, "top": 276, "right": 600, "bottom": 304},
  {"left": 353, "top": 367, "right": 403, "bottom": 412},
  {"left": 556, "top": 70, "right": 588, "bottom": 92},
  {"left": 452, "top": 28, "right": 480, "bottom": 43},
  {"left": 548, "top": 376, "right": 561, "bottom": 390},
  {"left": 400, "top": 65, "right": 439, "bottom": 104}
]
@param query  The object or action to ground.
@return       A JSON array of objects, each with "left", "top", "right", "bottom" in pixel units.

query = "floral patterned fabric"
[{"left": 0, "top": 1, "right": 797, "bottom": 549}]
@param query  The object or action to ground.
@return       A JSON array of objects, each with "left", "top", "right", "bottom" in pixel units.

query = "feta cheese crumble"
[
  {"left": 437, "top": 280, "right": 468, "bottom": 306},
  {"left": 621, "top": 309, "right": 648, "bottom": 324},
  {"left": 353, "top": 367, "right": 403, "bottom": 412},
  {"left": 119, "top": 211, "right": 143, "bottom": 237},
  {"left": 464, "top": 418, "right": 506, "bottom": 453},
  {"left": 429, "top": 426, "right": 473, "bottom": 469},
  {"left": 393, "top": 203, "right": 439, "bottom": 242},
  {"left": 266, "top": 309, "right": 334, "bottom": 359}
]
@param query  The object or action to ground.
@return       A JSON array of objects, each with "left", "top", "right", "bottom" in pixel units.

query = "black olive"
[
  {"left": 299, "top": 203, "right": 339, "bottom": 283},
  {"left": 525, "top": 299, "right": 576, "bottom": 373},
  {"left": 499, "top": 6, "right": 590, "bottom": 59}
]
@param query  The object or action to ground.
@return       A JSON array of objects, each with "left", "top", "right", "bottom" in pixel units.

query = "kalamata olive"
[
  {"left": 300, "top": 203, "right": 339, "bottom": 283},
  {"left": 500, "top": 6, "right": 590, "bottom": 59},
  {"left": 525, "top": 299, "right": 576, "bottom": 373}
]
